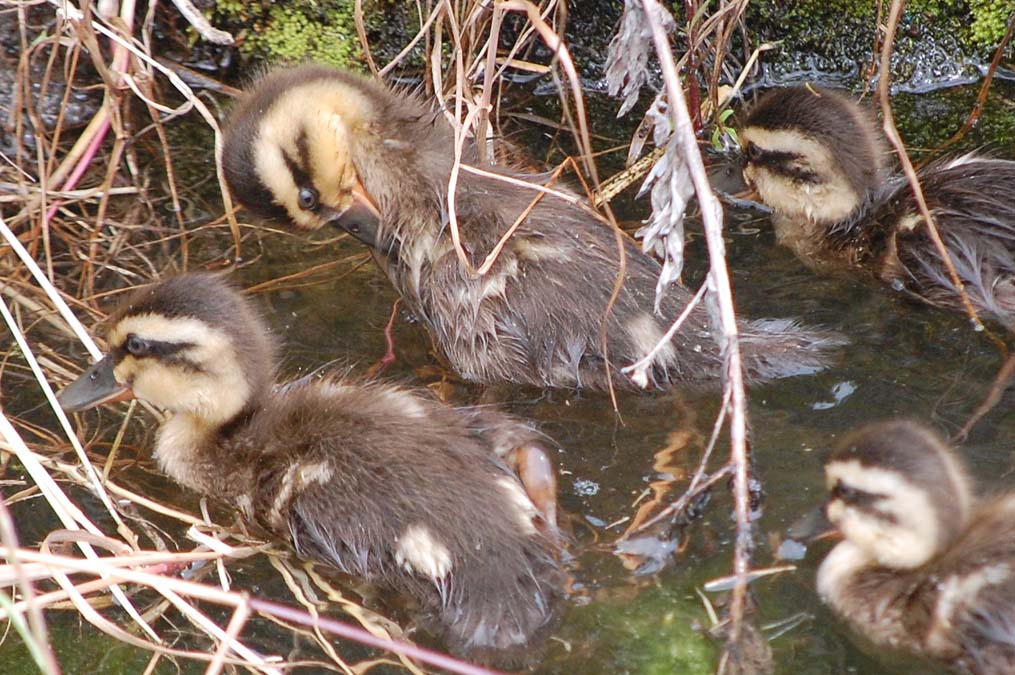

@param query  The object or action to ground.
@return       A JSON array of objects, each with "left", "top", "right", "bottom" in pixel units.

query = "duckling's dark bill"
[
  {"left": 778, "top": 503, "right": 839, "bottom": 560},
  {"left": 323, "top": 190, "right": 391, "bottom": 252},
  {"left": 57, "top": 357, "right": 132, "bottom": 412}
]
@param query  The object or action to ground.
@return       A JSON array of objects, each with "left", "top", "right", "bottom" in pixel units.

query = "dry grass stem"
[
  {"left": 614, "top": 0, "right": 756, "bottom": 667},
  {"left": 877, "top": 0, "right": 988, "bottom": 337}
]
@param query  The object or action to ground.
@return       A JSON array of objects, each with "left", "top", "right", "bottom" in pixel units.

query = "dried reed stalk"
[{"left": 634, "top": 3, "right": 755, "bottom": 668}]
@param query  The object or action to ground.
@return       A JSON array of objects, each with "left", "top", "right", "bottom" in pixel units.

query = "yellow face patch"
[
  {"left": 251, "top": 81, "right": 375, "bottom": 230},
  {"left": 825, "top": 459, "right": 943, "bottom": 569},
  {"left": 739, "top": 127, "right": 859, "bottom": 225},
  {"left": 106, "top": 313, "right": 251, "bottom": 424}
]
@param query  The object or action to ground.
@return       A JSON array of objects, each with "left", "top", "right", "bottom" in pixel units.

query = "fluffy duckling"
[
  {"left": 803, "top": 421, "right": 1015, "bottom": 673},
  {"left": 222, "top": 64, "right": 844, "bottom": 390},
  {"left": 740, "top": 86, "right": 1015, "bottom": 327},
  {"left": 57, "top": 273, "right": 564, "bottom": 661}
]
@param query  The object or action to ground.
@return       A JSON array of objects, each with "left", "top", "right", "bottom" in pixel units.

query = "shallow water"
[{"left": 5, "top": 80, "right": 1015, "bottom": 674}]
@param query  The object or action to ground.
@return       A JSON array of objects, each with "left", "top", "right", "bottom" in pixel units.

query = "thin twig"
[
  {"left": 926, "top": 10, "right": 1015, "bottom": 160},
  {"left": 0, "top": 547, "right": 509, "bottom": 675},
  {"left": 639, "top": 0, "right": 753, "bottom": 656},
  {"left": 878, "top": 0, "right": 986, "bottom": 334},
  {"left": 166, "top": 0, "right": 234, "bottom": 45},
  {"left": 0, "top": 500, "right": 60, "bottom": 673}
]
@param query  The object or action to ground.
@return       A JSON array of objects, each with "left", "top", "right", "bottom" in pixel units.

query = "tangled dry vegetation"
[{"left": 0, "top": 0, "right": 814, "bottom": 672}]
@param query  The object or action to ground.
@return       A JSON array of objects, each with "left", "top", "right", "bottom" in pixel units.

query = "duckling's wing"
[
  {"left": 927, "top": 495, "right": 1015, "bottom": 669},
  {"left": 260, "top": 459, "right": 381, "bottom": 579},
  {"left": 884, "top": 158, "right": 1015, "bottom": 324},
  {"left": 957, "top": 591, "right": 1015, "bottom": 674},
  {"left": 446, "top": 172, "right": 842, "bottom": 386},
  {"left": 423, "top": 175, "right": 707, "bottom": 388},
  {"left": 280, "top": 446, "right": 565, "bottom": 662}
]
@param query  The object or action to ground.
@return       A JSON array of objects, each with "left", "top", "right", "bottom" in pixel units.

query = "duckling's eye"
[
  {"left": 831, "top": 480, "right": 878, "bottom": 506},
  {"left": 744, "top": 142, "right": 762, "bottom": 162},
  {"left": 125, "top": 334, "right": 149, "bottom": 357},
  {"left": 297, "top": 187, "right": 319, "bottom": 211},
  {"left": 834, "top": 483, "right": 856, "bottom": 501}
]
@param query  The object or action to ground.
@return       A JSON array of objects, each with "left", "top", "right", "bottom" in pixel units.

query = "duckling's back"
[
  {"left": 233, "top": 378, "right": 565, "bottom": 661},
  {"left": 741, "top": 86, "right": 1015, "bottom": 328},
  {"left": 874, "top": 157, "right": 1015, "bottom": 325}
]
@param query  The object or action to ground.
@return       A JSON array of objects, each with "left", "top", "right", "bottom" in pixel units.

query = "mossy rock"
[
  {"left": 741, "top": 0, "right": 1010, "bottom": 89},
  {"left": 969, "top": 0, "right": 1013, "bottom": 46},
  {"left": 0, "top": 615, "right": 193, "bottom": 674},
  {"left": 748, "top": 0, "right": 1009, "bottom": 47},
  {"left": 214, "top": 0, "right": 364, "bottom": 69}
]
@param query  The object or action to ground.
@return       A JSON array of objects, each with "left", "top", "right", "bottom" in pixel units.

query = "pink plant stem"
[
  {"left": 248, "top": 596, "right": 510, "bottom": 675},
  {"left": 379, "top": 298, "right": 400, "bottom": 368},
  {"left": 639, "top": 0, "right": 752, "bottom": 645},
  {"left": 45, "top": 0, "right": 135, "bottom": 226},
  {"left": 44, "top": 115, "right": 111, "bottom": 224}
]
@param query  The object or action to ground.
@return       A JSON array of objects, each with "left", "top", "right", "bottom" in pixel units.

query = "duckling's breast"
[{"left": 817, "top": 541, "right": 930, "bottom": 654}]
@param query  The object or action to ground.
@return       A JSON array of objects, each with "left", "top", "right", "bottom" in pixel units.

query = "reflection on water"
[{"left": 7, "top": 81, "right": 1015, "bottom": 674}]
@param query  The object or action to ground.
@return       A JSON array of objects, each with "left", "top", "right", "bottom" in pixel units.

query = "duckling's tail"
[
  {"left": 436, "top": 539, "right": 566, "bottom": 666},
  {"left": 739, "top": 318, "right": 847, "bottom": 382}
]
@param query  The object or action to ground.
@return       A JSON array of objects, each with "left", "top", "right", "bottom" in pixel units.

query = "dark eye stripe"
[
  {"left": 831, "top": 481, "right": 897, "bottom": 523},
  {"left": 295, "top": 127, "right": 311, "bottom": 171},
  {"left": 115, "top": 340, "right": 207, "bottom": 377},
  {"left": 783, "top": 166, "right": 821, "bottom": 184},
  {"left": 117, "top": 339, "right": 194, "bottom": 360},
  {"left": 758, "top": 149, "right": 799, "bottom": 164},
  {"left": 282, "top": 150, "right": 311, "bottom": 191},
  {"left": 168, "top": 355, "right": 208, "bottom": 374},
  {"left": 831, "top": 480, "right": 884, "bottom": 508},
  {"left": 750, "top": 148, "right": 821, "bottom": 184}
]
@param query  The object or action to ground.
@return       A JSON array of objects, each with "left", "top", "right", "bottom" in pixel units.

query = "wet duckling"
[
  {"left": 222, "top": 64, "right": 844, "bottom": 390},
  {"left": 57, "top": 273, "right": 564, "bottom": 661},
  {"left": 740, "top": 85, "right": 1015, "bottom": 327},
  {"left": 805, "top": 421, "right": 1015, "bottom": 673}
]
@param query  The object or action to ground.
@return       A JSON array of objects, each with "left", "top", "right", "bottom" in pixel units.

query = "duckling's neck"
[
  {"left": 817, "top": 540, "right": 873, "bottom": 603},
  {"left": 772, "top": 213, "right": 846, "bottom": 265},
  {"left": 817, "top": 540, "right": 924, "bottom": 652},
  {"left": 772, "top": 183, "right": 890, "bottom": 270},
  {"left": 154, "top": 403, "right": 258, "bottom": 498}
]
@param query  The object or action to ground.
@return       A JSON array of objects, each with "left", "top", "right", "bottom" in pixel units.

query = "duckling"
[
  {"left": 802, "top": 420, "right": 1015, "bottom": 673},
  {"left": 56, "top": 273, "right": 565, "bottom": 662},
  {"left": 222, "top": 64, "right": 844, "bottom": 391},
  {"left": 739, "top": 85, "right": 1015, "bottom": 327}
]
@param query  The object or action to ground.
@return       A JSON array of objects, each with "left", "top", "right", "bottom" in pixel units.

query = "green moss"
[
  {"left": 547, "top": 582, "right": 715, "bottom": 674},
  {"left": 970, "top": 0, "right": 1013, "bottom": 46},
  {"left": 748, "top": 0, "right": 1005, "bottom": 43},
  {"left": 214, "top": 1, "right": 364, "bottom": 69},
  {"left": 0, "top": 615, "right": 193, "bottom": 674}
]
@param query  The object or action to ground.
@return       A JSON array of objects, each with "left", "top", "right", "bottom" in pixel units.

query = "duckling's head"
[
  {"left": 823, "top": 420, "right": 973, "bottom": 569},
  {"left": 738, "top": 86, "right": 887, "bottom": 225},
  {"left": 223, "top": 65, "right": 384, "bottom": 242},
  {"left": 58, "top": 274, "right": 274, "bottom": 427}
]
